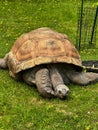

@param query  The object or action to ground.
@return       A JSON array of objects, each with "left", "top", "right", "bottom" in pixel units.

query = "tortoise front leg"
[
  {"left": 35, "top": 68, "right": 55, "bottom": 98},
  {"left": 48, "top": 64, "right": 69, "bottom": 99}
]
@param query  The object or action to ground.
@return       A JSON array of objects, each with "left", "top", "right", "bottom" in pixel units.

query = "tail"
[
  {"left": 82, "top": 60, "right": 98, "bottom": 73},
  {"left": 0, "top": 54, "right": 8, "bottom": 69}
]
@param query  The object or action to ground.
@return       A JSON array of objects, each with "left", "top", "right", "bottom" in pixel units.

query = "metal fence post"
[
  {"left": 78, "top": 0, "right": 84, "bottom": 50},
  {"left": 89, "top": 6, "right": 98, "bottom": 45}
]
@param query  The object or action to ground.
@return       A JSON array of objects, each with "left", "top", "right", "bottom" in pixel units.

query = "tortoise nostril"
[
  {"left": 58, "top": 90, "right": 62, "bottom": 94},
  {"left": 58, "top": 89, "right": 69, "bottom": 95}
]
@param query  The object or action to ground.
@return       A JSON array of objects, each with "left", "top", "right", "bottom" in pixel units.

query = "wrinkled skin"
[
  {"left": 23, "top": 63, "right": 98, "bottom": 99},
  {"left": 0, "top": 55, "right": 98, "bottom": 99}
]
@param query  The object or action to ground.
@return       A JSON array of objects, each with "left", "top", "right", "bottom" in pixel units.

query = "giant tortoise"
[{"left": 0, "top": 27, "right": 98, "bottom": 99}]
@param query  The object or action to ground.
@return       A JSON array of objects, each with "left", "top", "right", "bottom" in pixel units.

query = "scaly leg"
[
  {"left": 66, "top": 71, "right": 98, "bottom": 85},
  {"left": 35, "top": 68, "right": 55, "bottom": 98},
  {"left": 48, "top": 64, "right": 69, "bottom": 99}
]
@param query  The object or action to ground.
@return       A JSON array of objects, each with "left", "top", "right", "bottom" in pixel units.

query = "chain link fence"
[{"left": 76, "top": 0, "right": 98, "bottom": 50}]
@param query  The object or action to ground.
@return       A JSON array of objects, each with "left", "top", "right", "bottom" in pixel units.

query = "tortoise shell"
[{"left": 8, "top": 27, "right": 82, "bottom": 78}]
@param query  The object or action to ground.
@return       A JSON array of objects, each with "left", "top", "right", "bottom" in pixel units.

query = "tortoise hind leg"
[
  {"left": 35, "top": 68, "right": 55, "bottom": 98},
  {"left": 67, "top": 71, "right": 98, "bottom": 85},
  {"left": 0, "top": 54, "right": 8, "bottom": 69}
]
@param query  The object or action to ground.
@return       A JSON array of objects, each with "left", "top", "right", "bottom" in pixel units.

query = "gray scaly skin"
[{"left": 0, "top": 54, "right": 98, "bottom": 99}]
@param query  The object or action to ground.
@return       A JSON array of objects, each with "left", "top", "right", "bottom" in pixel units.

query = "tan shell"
[{"left": 8, "top": 27, "right": 82, "bottom": 78}]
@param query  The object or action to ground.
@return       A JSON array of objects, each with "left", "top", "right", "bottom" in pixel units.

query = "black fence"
[{"left": 76, "top": 0, "right": 98, "bottom": 50}]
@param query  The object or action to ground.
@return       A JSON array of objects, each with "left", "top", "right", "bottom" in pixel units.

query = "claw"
[{"left": 44, "top": 87, "right": 55, "bottom": 95}]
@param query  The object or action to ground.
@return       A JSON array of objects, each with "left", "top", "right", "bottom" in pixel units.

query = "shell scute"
[{"left": 8, "top": 27, "right": 82, "bottom": 79}]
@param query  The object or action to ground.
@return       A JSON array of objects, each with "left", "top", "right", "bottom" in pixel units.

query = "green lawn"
[{"left": 0, "top": 0, "right": 98, "bottom": 130}]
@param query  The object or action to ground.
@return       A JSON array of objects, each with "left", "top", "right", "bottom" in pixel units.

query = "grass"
[{"left": 0, "top": 0, "right": 98, "bottom": 130}]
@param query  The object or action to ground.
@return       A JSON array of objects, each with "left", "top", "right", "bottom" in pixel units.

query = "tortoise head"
[{"left": 55, "top": 84, "right": 70, "bottom": 99}]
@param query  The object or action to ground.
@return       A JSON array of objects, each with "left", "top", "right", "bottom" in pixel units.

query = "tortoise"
[{"left": 0, "top": 27, "right": 98, "bottom": 99}]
